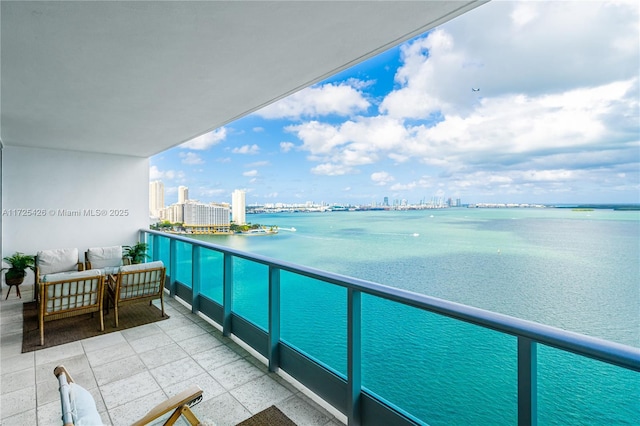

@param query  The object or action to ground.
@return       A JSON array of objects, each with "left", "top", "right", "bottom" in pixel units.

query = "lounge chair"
[
  {"left": 106, "top": 260, "right": 166, "bottom": 327},
  {"left": 54, "top": 365, "right": 203, "bottom": 425},
  {"left": 39, "top": 269, "right": 104, "bottom": 345}
]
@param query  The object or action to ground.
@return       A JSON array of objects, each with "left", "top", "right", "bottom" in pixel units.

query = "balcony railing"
[{"left": 141, "top": 229, "right": 640, "bottom": 426}]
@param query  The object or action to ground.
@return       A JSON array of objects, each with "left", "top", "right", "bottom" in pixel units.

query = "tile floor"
[{"left": 0, "top": 284, "right": 346, "bottom": 425}]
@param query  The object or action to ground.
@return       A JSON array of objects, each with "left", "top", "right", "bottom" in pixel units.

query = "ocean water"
[{"left": 169, "top": 208, "right": 639, "bottom": 425}]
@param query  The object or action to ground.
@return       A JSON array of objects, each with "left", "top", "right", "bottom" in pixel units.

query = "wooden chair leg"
[{"left": 40, "top": 316, "right": 45, "bottom": 346}]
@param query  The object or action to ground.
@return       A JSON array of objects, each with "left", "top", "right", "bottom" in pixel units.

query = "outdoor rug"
[
  {"left": 236, "top": 405, "right": 296, "bottom": 426},
  {"left": 21, "top": 301, "right": 169, "bottom": 353}
]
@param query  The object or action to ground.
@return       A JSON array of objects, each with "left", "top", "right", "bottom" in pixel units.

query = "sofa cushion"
[
  {"left": 43, "top": 269, "right": 102, "bottom": 283},
  {"left": 37, "top": 248, "right": 79, "bottom": 275},
  {"left": 87, "top": 246, "right": 123, "bottom": 269}
]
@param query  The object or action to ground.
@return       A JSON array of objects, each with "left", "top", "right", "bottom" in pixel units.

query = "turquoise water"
[{"left": 160, "top": 208, "right": 640, "bottom": 425}]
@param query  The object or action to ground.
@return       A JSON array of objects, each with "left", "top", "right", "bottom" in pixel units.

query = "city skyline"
[{"left": 150, "top": 1, "right": 639, "bottom": 206}]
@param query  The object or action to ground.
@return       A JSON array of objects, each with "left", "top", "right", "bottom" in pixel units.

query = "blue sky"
[{"left": 151, "top": 1, "right": 640, "bottom": 206}]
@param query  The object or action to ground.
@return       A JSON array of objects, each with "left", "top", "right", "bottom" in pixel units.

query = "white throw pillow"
[
  {"left": 37, "top": 248, "right": 79, "bottom": 275},
  {"left": 87, "top": 246, "right": 123, "bottom": 269}
]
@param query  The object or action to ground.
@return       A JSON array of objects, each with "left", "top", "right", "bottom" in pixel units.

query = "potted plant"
[
  {"left": 123, "top": 243, "right": 149, "bottom": 264},
  {"left": 2, "top": 252, "right": 35, "bottom": 285}
]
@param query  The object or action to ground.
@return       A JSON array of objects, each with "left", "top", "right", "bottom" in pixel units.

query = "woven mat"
[
  {"left": 21, "top": 301, "right": 169, "bottom": 353},
  {"left": 237, "top": 406, "right": 296, "bottom": 426}
]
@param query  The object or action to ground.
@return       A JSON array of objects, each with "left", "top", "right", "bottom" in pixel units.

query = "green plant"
[
  {"left": 123, "top": 243, "right": 149, "bottom": 264},
  {"left": 2, "top": 252, "right": 35, "bottom": 283}
]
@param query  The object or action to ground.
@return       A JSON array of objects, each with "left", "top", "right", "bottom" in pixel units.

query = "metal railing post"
[
  {"left": 222, "top": 253, "right": 233, "bottom": 336},
  {"left": 518, "top": 337, "right": 537, "bottom": 426},
  {"left": 191, "top": 245, "right": 201, "bottom": 313},
  {"left": 348, "top": 288, "right": 362, "bottom": 426},
  {"left": 169, "top": 239, "right": 177, "bottom": 297},
  {"left": 268, "top": 266, "right": 281, "bottom": 372}
]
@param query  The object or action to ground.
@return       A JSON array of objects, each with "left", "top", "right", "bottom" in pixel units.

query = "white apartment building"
[
  {"left": 232, "top": 189, "right": 246, "bottom": 225},
  {"left": 159, "top": 203, "right": 184, "bottom": 223},
  {"left": 183, "top": 201, "right": 230, "bottom": 233},
  {"left": 178, "top": 186, "right": 189, "bottom": 204},
  {"left": 149, "top": 180, "right": 165, "bottom": 217}
]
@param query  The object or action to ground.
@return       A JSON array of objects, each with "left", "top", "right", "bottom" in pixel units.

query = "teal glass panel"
[
  {"left": 156, "top": 235, "right": 171, "bottom": 276},
  {"left": 362, "top": 294, "right": 517, "bottom": 425},
  {"left": 232, "top": 257, "right": 268, "bottom": 329},
  {"left": 200, "top": 249, "right": 223, "bottom": 303},
  {"left": 146, "top": 234, "right": 154, "bottom": 260},
  {"left": 281, "top": 271, "right": 347, "bottom": 376},
  {"left": 175, "top": 241, "right": 192, "bottom": 287},
  {"left": 538, "top": 344, "right": 640, "bottom": 425}
]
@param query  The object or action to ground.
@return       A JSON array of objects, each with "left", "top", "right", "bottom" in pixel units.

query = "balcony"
[
  {"left": 1, "top": 229, "right": 638, "bottom": 425},
  {"left": 0, "top": 284, "right": 344, "bottom": 425}
]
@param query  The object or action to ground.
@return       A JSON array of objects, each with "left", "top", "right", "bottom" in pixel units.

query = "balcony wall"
[{"left": 1, "top": 145, "right": 149, "bottom": 284}]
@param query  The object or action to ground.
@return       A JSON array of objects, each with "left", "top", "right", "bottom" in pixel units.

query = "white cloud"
[
  {"left": 257, "top": 82, "right": 370, "bottom": 119},
  {"left": 232, "top": 144, "right": 260, "bottom": 155},
  {"left": 180, "top": 127, "right": 227, "bottom": 150},
  {"left": 247, "top": 161, "right": 269, "bottom": 167},
  {"left": 380, "top": 1, "right": 639, "bottom": 120},
  {"left": 149, "top": 165, "right": 185, "bottom": 181},
  {"left": 280, "top": 142, "right": 295, "bottom": 153},
  {"left": 150, "top": 165, "right": 163, "bottom": 180},
  {"left": 311, "top": 163, "right": 355, "bottom": 176},
  {"left": 243, "top": 170, "right": 258, "bottom": 177},
  {"left": 179, "top": 152, "right": 204, "bottom": 165},
  {"left": 371, "top": 171, "right": 395, "bottom": 186}
]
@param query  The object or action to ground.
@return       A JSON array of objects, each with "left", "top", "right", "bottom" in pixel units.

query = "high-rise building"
[
  {"left": 183, "top": 201, "right": 230, "bottom": 233},
  {"left": 149, "top": 180, "right": 165, "bottom": 217},
  {"left": 232, "top": 189, "right": 246, "bottom": 225},
  {"left": 178, "top": 186, "right": 189, "bottom": 204}
]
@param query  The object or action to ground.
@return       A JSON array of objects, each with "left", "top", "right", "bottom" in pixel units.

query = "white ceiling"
[{"left": 1, "top": 1, "right": 485, "bottom": 158}]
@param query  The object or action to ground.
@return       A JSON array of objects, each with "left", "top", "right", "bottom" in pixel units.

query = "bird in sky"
[{"left": 472, "top": 88, "right": 480, "bottom": 92}]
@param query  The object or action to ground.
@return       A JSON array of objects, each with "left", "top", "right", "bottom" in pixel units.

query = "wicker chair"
[
  {"left": 38, "top": 269, "right": 104, "bottom": 346},
  {"left": 106, "top": 261, "right": 166, "bottom": 327}
]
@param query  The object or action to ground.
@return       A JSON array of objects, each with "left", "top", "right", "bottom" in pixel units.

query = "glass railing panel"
[
  {"left": 199, "top": 248, "right": 224, "bottom": 303},
  {"left": 538, "top": 344, "right": 640, "bottom": 424},
  {"left": 155, "top": 234, "right": 171, "bottom": 276},
  {"left": 232, "top": 257, "right": 268, "bottom": 330},
  {"left": 362, "top": 294, "right": 517, "bottom": 425},
  {"left": 175, "top": 240, "right": 192, "bottom": 287},
  {"left": 145, "top": 233, "right": 154, "bottom": 260},
  {"left": 280, "top": 271, "right": 347, "bottom": 375}
]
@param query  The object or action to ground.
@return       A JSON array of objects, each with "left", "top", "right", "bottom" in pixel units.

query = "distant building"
[
  {"left": 178, "top": 186, "right": 189, "bottom": 204},
  {"left": 183, "top": 201, "right": 230, "bottom": 233},
  {"left": 149, "top": 180, "right": 165, "bottom": 217},
  {"left": 383, "top": 196, "right": 389, "bottom": 206},
  {"left": 160, "top": 203, "right": 184, "bottom": 223},
  {"left": 232, "top": 189, "right": 246, "bottom": 225}
]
